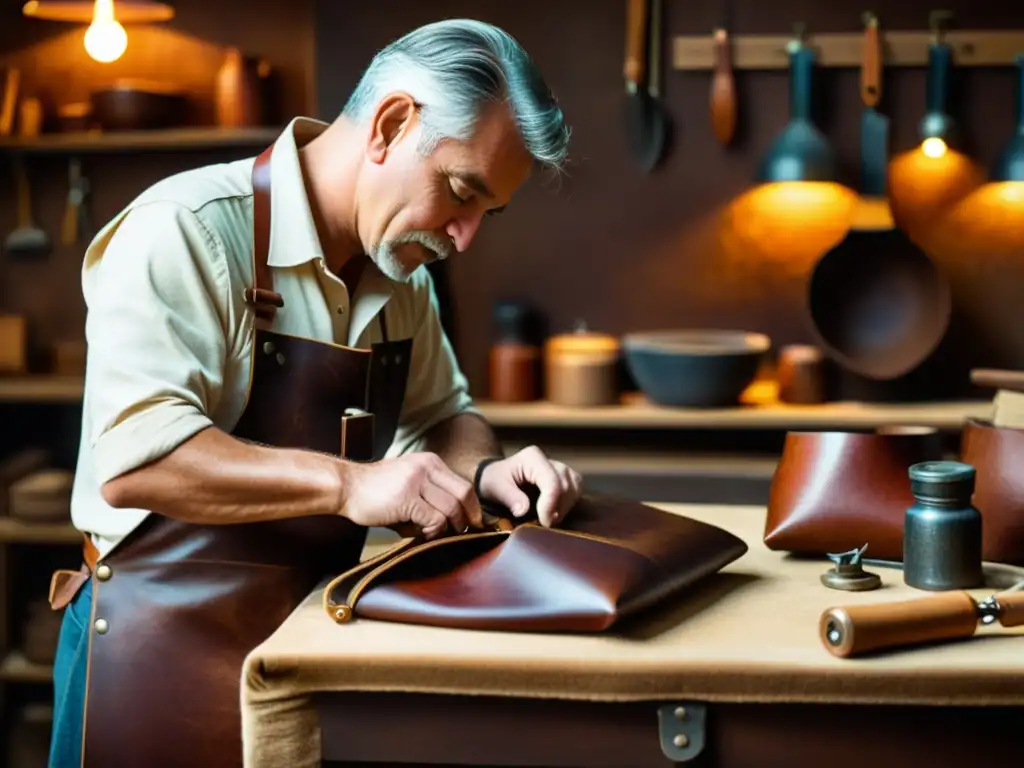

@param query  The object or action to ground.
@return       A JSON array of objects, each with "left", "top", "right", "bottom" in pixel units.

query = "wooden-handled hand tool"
[
  {"left": 624, "top": 0, "right": 648, "bottom": 94},
  {"left": 860, "top": 12, "right": 881, "bottom": 108},
  {"left": 820, "top": 584, "right": 1024, "bottom": 658},
  {"left": 710, "top": 28, "right": 736, "bottom": 145},
  {"left": 970, "top": 368, "right": 1024, "bottom": 393}
]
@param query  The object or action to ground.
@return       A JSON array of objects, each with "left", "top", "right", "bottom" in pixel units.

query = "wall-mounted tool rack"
[{"left": 674, "top": 30, "right": 1024, "bottom": 71}]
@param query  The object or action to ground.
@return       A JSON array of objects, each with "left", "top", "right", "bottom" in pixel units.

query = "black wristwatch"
[{"left": 473, "top": 457, "right": 503, "bottom": 499}]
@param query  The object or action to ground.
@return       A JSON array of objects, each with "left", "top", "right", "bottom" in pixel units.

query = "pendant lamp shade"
[
  {"left": 991, "top": 54, "right": 1024, "bottom": 183},
  {"left": 22, "top": 0, "right": 174, "bottom": 23},
  {"left": 757, "top": 43, "right": 837, "bottom": 183}
]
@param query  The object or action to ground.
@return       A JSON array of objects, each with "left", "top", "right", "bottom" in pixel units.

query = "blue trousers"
[{"left": 48, "top": 578, "right": 92, "bottom": 768}]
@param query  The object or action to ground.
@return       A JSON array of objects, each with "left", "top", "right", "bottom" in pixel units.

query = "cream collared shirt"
[{"left": 71, "top": 117, "right": 477, "bottom": 556}]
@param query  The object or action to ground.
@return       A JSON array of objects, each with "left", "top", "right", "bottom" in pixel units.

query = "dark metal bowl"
[{"left": 622, "top": 330, "right": 771, "bottom": 407}]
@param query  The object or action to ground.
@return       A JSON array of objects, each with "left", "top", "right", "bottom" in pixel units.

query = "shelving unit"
[
  {"left": 0, "top": 651, "right": 52, "bottom": 684},
  {"left": 0, "top": 127, "right": 283, "bottom": 155},
  {"left": 0, "top": 389, "right": 83, "bottom": 759}
]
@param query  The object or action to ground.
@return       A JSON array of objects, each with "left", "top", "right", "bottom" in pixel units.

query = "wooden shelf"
[
  {"left": 0, "top": 376, "right": 84, "bottom": 402},
  {"left": 673, "top": 30, "right": 1024, "bottom": 71},
  {"left": 0, "top": 651, "right": 52, "bottom": 683},
  {"left": 0, "top": 127, "right": 281, "bottom": 155},
  {"left": 0, "top": 376, "right": 993, "bottom": 430},
  {"left": 0, "top": 518, "right": 79, "bottom": 545},
  {"left": 476, "top": 396, "right": 992, "bottom": 431}
]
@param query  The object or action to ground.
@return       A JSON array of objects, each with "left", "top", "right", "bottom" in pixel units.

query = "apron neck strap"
[{"left": 244, "top": 145, "right": 283, "bottom": 325}]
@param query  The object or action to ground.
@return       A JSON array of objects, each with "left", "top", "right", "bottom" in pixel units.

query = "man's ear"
[{"left": 366, "top": 94, "right": 418, "bottom": 165}]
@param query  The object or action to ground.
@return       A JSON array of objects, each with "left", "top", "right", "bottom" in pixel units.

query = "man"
[{"left": 48, "top": 19, "right": 581, "bottom": 768}]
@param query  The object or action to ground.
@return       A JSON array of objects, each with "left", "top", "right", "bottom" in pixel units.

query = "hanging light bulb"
[
  {"left": 84, "top": 0, "right": 127, "bottom": 63},
  {"left": 22, "top": 2, "right": 175, "bottom": 63},
  {"left": 921, "top": 137, "right": 948, "bottom": 159}
]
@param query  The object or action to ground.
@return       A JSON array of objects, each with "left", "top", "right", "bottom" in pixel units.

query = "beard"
[{"left": 369, "top": 231, "right": 452, "bottom": 283}]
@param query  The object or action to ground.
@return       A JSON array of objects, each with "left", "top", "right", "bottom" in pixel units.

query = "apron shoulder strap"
[
  {"left": 378, "top": 305, "right": 390, "bottom": 343},
  {"left": 244, "top": 145, "right": 283, "bottom": 326}
]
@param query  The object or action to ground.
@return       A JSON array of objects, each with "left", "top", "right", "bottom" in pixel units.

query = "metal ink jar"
[{"left": 904, "top": 461, "right": 983, "bottom": 591}]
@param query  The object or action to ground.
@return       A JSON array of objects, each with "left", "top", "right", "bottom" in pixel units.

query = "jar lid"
[
  {"left": 908, "top": 461, "right": 976, "bottom": 500},
  {"left": 546, "top": 320, "right": 620, "bottom": 355}
]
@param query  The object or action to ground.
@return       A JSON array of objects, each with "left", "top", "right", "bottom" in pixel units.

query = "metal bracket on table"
[{"left": 657, "top": 703, "right": 707, "bottom": 762}]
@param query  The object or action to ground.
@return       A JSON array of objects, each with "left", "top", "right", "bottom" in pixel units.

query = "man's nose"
[{"left": 445, "top": 211, "right": 484, "bottom": 253}]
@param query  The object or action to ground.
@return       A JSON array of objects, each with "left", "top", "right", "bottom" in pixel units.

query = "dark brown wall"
[{"left": 317, "top": 0, "right": 1024, "bottom": 397}]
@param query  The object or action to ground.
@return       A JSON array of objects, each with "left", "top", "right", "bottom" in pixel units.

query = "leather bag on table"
[
  {"left": 764, "top": 428, "right": 943, "bottom": 560},
  {"left": 323, "top": 493, "right": 748, "bottom": 632},
  {"left": 960, "top": 419, "right": 1024, "bottom": 564}
]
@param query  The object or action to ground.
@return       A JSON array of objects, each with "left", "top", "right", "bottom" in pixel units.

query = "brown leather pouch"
[
  {"left": 49, "top": 566, "right": 90, "bottom": 611},
  {"left": 961, "top": 419, "right": 1024, "bottom": 564},
  {"left": 764, "top": 427, "right": 942, "bottom": 560},
  {"left": 324, "top": 494, "right": 748, "bottom": 632},
  {"left": 48, "top": 535, "right": 97, "bottom": 611}
]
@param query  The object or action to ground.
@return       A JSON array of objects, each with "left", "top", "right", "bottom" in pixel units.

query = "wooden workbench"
[{"left": 242, "top": 504, "right": 1024, "bottom": 768}]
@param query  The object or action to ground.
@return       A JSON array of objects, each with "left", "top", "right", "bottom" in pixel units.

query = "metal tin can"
[{"left": 904, "top": 460, "right": 983, "bottom": 591}]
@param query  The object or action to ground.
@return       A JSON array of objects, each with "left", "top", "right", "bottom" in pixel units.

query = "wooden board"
[
  {"left": 674, "top": 30, "right": 1024, "bottom": 71},
  {"left": 0, "top": 376, "right": 992, "bottom": 430},
  {"left": 476, "top": 395, "right": 991, "bottom": 431},
  {"left": 0, "top": 376, "right": 84, "bottom": 402},
  {"left": 0, "top": 517, "right": 79, "bottom": 545},
  {"left": 0, "top": 126, "right": 281, "bottom": 154},
  {"left": 0, "top": 650, "right": 52, "bottom": 683}
]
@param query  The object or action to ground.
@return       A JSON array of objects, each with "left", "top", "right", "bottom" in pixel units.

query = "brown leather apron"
[{"left": 54, "top": 144, "right": 412, "bottom": 767}]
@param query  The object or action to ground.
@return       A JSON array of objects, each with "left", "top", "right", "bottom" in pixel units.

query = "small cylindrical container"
[
  {"left": 544, "top": 321, "right": 620, "bottom": 407},
  {"left": 776, "top": 344, "right": 826, "bottom": 404},
  {"left": 488, "top": 301, "right": 541, "bottom": 403},
  {"left": 903, "top": 461, "right": 983, "bottom": 591}
]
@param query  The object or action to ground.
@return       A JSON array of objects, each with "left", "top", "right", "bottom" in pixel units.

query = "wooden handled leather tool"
[
  {"left": 710, "top": 28, "right": 736, "bottom": 145},
  {"left": 623, "top": 0, "right": 667, "bottom": 171},
  {"left": 970, "top": 368, "right": 1024, "bottom": 393},
  {"left": 820, "top": 582, "right": 1024, "bottom": 658}
]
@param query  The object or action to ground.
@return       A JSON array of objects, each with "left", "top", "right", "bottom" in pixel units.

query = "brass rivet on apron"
[
  {"left": 674, "top": 706, "right": 687, "bottom": 720},
  {"left": 336, "top": 305, "right": 346, "bottom": 315},
  {"left": 275, "top": 352, "right": 285, "bottom": 365},
  {"left": 673, "top": 734, "right": 689, "bottom": 749},
  {"left": 94, "top": 618, "right": 109, "bottom": 635},
  {"left": 95, "top": 564, "right": 112, "bottom": 581},
  {"left": 263, "top": 341, "right": 275, "bottom": 355},
  {"left": 333, "top": 605, "right": 352, "bottom": 623}
]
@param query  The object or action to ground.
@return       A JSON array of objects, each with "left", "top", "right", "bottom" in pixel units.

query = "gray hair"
[{"left": 342, "top": 19, "right": 570, "bottom": 171}]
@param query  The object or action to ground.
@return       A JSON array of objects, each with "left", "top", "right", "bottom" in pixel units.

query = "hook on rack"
[{"left": 929, "top": 9, "right": 954, "bottom": 42}]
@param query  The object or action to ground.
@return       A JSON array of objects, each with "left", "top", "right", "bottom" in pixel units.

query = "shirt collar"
[
  {"left": 263, "top": 116, "right": 395, "bottom": 342},
  {"left": 264, "top": 116, "right": 329, "bottom": 269}
]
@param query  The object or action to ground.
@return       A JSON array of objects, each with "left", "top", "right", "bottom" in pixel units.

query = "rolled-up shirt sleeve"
[
  {"left": 388, "top": 268, "right": 479, "bottom": 456},
  {"left": 82, "top": 201, "right": 230, "bottom": 485}
]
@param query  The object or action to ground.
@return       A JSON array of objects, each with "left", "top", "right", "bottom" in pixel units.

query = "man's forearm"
[
  {"left": 420, "top": 412, "right": 502, "bottom": 482},
  {"left": 100, "top": 426, "right": 345, "bottom": 524}
]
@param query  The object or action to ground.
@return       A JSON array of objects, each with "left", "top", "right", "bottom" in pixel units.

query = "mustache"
[{"left": 391, "top": 231, "right": 453, "bottom": 261}]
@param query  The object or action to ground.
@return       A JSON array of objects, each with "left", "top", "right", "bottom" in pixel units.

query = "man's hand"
[
  {"left": 338, "top": 453, "right": 483, "bottom": 539},
  {"left": 477, "top": 446, "right": 583, "bottom": 527}
]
